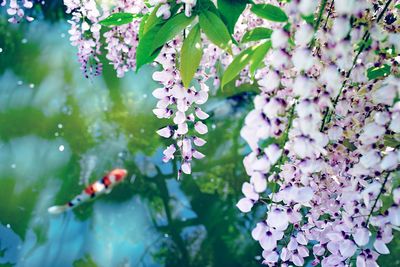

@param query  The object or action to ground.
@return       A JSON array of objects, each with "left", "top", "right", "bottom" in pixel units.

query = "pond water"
[{"left": 0, "top": 16, "right": 263, "bottom": 267}]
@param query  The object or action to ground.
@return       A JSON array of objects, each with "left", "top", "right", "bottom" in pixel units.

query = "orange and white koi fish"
[{"left": 48, "top": 168, "right": 128, "bottom": 214}]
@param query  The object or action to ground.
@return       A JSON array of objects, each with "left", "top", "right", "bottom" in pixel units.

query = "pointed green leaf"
[
  {"left": 217, "top": 81, "right": 259, "bottom": 98},
  {"left": 143, "top": 4, "right": 163, "bottom": 34},
  {"left": 136, "top": 25, "right": 163, "bottom": 71},
  {"left": 241, "top": 27, "right": 272, "bottom": 43},
  {"left": 221, "top": 46, "right": 258, "bottom": 88},
  {"left": 180, "top": 25, "right": 203, "bottom": 88},
  {"left": 99, "top": 12, "right": 136, "bottom": 26},
  {"left": 217, "top": 0, "right": 247, "bottom": 34},
  {"left": 367, "top": 64, "right": 391, "bottom": 80},
  {"left": 250, "top": 4, "right": 288, "bottom": 22},
  {"left": 199, "top": 10, "right": 233, "bottom": 54},
  {"left": 197, "top": 0, "right": 219, "bottom": 13},
  {"left": 249, "top": 41, "right": 271, "bottom": 76},
  {"left": 301, "top": 14, "right": 314, "bottom": 24},
  {"left": 152, "top": 13, "right": 195, "bottom": 51},
  {"left": 139, "top": 14, "right": 149, "bottom": 39}
]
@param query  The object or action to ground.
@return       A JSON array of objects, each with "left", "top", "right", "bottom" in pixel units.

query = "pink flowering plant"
[{"left": 5, "top": 0, "right": 400, "bottom": 265}]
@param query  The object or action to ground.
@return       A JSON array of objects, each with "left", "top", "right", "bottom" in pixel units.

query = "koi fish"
[{"left": 48, "top": 168, "right": 128, "bottom": 214}]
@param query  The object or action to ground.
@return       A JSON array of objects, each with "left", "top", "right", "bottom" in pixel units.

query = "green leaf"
[
  {"left": 142, "top": 3, "right": 182, "bottom": 34},
  {"left": 367, "top": 64, "right": 391, "bottom": 80},
  {"left": 152, "top": 13, "right": 195, "bottom": 51},
  {"left": 260, "top": 137, "right": 278, "bottom": 148},
  {"left": 250, "top": 4, "right": 288, "bottom": 22},
  {"left": 221, "top": 46, "right": 257, "bottom": 88},
  {"left": 217, "top": 0, "right": 247, "bottom": 34},
  {"left": 384, "top": 134, "right": 400, "bottom": 148},
  {"left": 199, "top": 10, "right": 233, "bottom": 54},
  {"left": 356, "top": 37, "right": 372, "bottom": 52},
  {"left": 216, "top": 81, "right": 259, "bottom": 98},
  {"left": 241, "top": 27, "right": 272, "bottom": 43},
  {"left": 381, "top": 195, "right": 394, "bottom": 212},
  {"left": 139, "top": 14, "right": 149, "bottom": 39},
  {"left": 301, "top": 14, "right": 314, "bottom": 24},
  {"left": 143, "top": 5, "right": 163, "bottom": 34},
  {"left": 136, "top": 25, "right": 163, "bottom": 71},
  {"left": 197, "top": 0, "right": 219, "bottom": 14},
  {"left": 395, "top": 4, "right": 400, "bottom": 9},
  {"left": 268, "top": 182, "right": 280, "bottom": 193},
  {"left": 343, "top": 139, "right": 357, "bottom": 152},
  {"left": 180, "top": 24, "right": 203, "bottom": 88},
  {"left": 249, "top": 41, "right": 271, "bottom": 76},
  {"left": 99, "top": 12, "right": 135, "bottom": 26}
]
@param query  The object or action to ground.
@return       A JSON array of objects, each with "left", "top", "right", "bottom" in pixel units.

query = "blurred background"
[{"left": 0, "top": 2, "right": 399, "bottom": 267}]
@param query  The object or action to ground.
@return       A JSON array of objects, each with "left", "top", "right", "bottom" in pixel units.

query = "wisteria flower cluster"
[
  {"left": 11, "top": 0, "right": 400, "bottom": 265},
  {"left": 152, "top": 37, "right": 210, "bottom": 177},
  {"left": 2, "top": 0, "right": 34, "bottom": 23},
  {"left": 235, "top": 0, "right": 400, "bottom": 266},
  {"left": 64, "top": 0, "right": 104, "bottom": 78},
  {"left": 103, "top": 1, "right": 148, "bottom": 77}
]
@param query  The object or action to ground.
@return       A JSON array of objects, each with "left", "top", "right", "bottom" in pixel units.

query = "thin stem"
[
  {"left": 315, "top": 0, "right": 328, "bottom": 31},
  {"left": 322, "top": 0, "right": 335, "bottom": 29},
  {"left": 365, "top": 172, "right": 391, "bottom": 225},
  {"left": 276, "top": 103, "right": 296, "bottom": 169}
]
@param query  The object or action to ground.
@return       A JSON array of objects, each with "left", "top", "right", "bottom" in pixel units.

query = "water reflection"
[
  {"left": 0, "top": 224, "right": 22, "bottom": 266},
  {"left": 0, "top": 18, "right": 260, "bottom": 267},
  {"left": 0, "top": 136, "right": 71, "bottom": 190}
]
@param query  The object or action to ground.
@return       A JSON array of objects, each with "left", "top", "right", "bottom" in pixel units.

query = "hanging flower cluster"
[
  {"left": 2, "top": 0, "right": 34, "bottom": 23},
  {"left": 152, "top": 57, "right": 210, "bottom": 177},
  {"left": 64, "top": 0, "right": 103, "bottom": 78},
  {"left": 62, "top": 0, "right": 215, "bottom": 175},
  {"left": 103, "top": 1, "right": 148, "bottom": 77},
  {"left": 236, "top": 0, "right": 400, "bottom": 266}
]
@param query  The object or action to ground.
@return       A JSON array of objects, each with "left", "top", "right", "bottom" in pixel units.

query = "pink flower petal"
[
  {"left": 251, "top": 172, "right": 266, "bottom": 193},
  {"left": 156, "top": 126, "right": 172, "bottom": 138},
  {"left": 195, "top": 107, "right": 209, "bottom": 120},
  {"left": 181, "top": 161, "right": 191, "bottom": 174},
  {"left": 266, "top": 208, "right": 289, "bottom": 231},
  {"left": 296, "top": 232, "right": 308, "bottom": 245},
  {"left": 152, "top": 88, "right": 168, "bottom": 99},
  {"left": 298, "top": 246, "right": 309, "bottom": 257},
  {"left": 353, "top": 228, "right": 369, "bottom": 246},
  {"left": 193, "top": 137, "right": 206, "bottom": 146},
  {"left": 262, "top": 250, "right": 279, "bottom": 263},
  {"left": 23, "top": 1, "right": 33, "bottom": 8},
  {"left": 193, "top": 150, "right": 205, "bottom": 159},
  {"left": 194, "top": 121, "right": 208, "bottom": 135},
  {"left": 339, "top": 240, "right": 356, "bottom": 258},
  {"left": 176, "top": 123, "right": 188, "bottom": 135},
  {"left": 242, "top": 182, "right": 259, "bottom": 201},
  {"left": 194, "top": 90, "right": 208, "bottom": 104},
  {"left": 260, "top": 234, "right": 277, "bottom": 251},
  {"left": 173, "top": 111, "right": 186, "bottom": 124},
  {"left": 374, "top": 239, "right": 390, "bottom": 254},
  {"left": 291, "top": 254, "right": 304, "bottom": 266},
  {"left": 236, "top": 198, "right": 253, "bottom": 213},
  {"left": 251, "top": 222, "right": 267, "bottom": 241},
  {"left": 153, "top": 108, "right": 168, "bottom": 118},
  {"left": 288, "top": 237, "right": 298, "bottom": 251},
  {"left": 264, "top": 144, "right": 282, "bottom": 165}
]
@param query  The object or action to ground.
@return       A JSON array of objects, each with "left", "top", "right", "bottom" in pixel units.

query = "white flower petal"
[
  {"left": 156, "top": 126, "right": 173, "bottom": 138},
  {"left": 374, "top": 239, "right": 390, "bottom": 254},
  {"left": 353, "top": 228, "right": 369, "bottom": 246},
  {"left": 194, "top": 121, "right": 208, "bottom": 135},
  {"left": 236, "top": 198, "right": 253, "bottom": 213}
]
